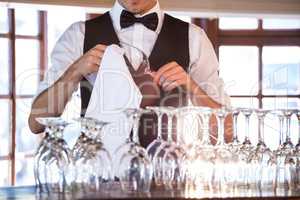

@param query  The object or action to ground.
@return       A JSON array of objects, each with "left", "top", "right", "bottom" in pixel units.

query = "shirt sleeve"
[
  {"left": 188, "top": 23, "right": 231, "bottom": 108},
  {"left": 34, "top": 21, "right": 85, "bottom": 99}
]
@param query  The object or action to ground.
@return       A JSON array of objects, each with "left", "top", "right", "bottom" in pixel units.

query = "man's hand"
[
  {"left": 72, "top": 44, "right": 107, "bottom": 77},
  {"left": 152, "top": 61, "right": 196, "bottom": 92},
  {"left": 28, "top": 44, "right": 106, "bottom": 134}
]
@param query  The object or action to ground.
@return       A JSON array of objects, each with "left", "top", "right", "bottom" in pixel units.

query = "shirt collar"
[{"left": 109, "top": 0, "right": 163, "bottom": 34}]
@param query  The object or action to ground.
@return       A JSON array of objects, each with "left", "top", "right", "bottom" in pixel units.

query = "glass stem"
[
  {"left": 258, "top": 116, "right": 265, "bottom": 144},
  {"left": 201, "top": 113, "right": 211, "bottom": 145},
  {"left": 245, "top": 115, "right": 250, "bottom": 142},
  {"left": 279, "top": 116, "right": 284, "bottom": 146},
  {"left": 216, "top": 115, "right": 225, "bottom": 145},
  {"left": 286, "top": 115, "right": 291, "bottom": 142},
  {"left": 298, "top": 117, "right": 300, "bottom": 144},
  {"left": 45, "top": 126, "right": 51, "bottom": 138},
  {"left": 167, "top": 113, "right": 173, "bottom": 143},
  {"left": 175, "top": 113, "right": 180, "bottom": 144},
  {"left": 51, "top": 125, "right": 64, "bottom": 139},
  {"left": 233, "top": 114, "right": 239, "bottom": 143},
  {"left": 157, "top": 112, "right": 163, "bottom": 140},
  {"left": 132, "top": 113, "right": 140, "bottom": 144}
]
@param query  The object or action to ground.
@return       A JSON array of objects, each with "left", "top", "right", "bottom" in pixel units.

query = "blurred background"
[{"left": 0, "top": 0, "right": 299, "bottom": 187}]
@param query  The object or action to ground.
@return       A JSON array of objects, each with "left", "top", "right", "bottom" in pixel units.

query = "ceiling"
[{"left": 1, "top": 0, "right": 300, "bottom": 18}]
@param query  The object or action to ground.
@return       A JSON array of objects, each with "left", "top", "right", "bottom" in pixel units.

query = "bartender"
[{"left": 28, "top": 0, "right": 232, "bottom": 146}]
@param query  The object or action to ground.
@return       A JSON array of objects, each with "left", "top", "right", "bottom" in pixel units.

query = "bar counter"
[{"left": 2, "top": 183, "right": 300, "bottom": 200}]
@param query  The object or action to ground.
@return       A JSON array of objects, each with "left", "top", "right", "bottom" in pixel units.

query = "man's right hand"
[
  {"left": 28, "top": 44, "right": 107, "bottom": 134},
  {"left": 72, "top": 44, "right": 107, "bottom": 77}
]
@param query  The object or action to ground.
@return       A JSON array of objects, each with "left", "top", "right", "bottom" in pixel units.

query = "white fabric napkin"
[{"left": 85, "top": 44, "right": 142, "bottom": 157}]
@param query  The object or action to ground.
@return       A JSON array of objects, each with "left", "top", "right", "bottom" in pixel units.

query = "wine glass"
[
  {"left": 119, "top": 41, "right": 151, "bottom": 75},
  {"left": 282, "top": 109, "right": 299, "bottom": 191},
  {"left": 34, "top": 118, "right": 57, "bottom": 194},
  {"left": 282, "top": 110, "right": 295, "bottom": 153},
  {"left": 161, "top": 107, "right": 188, "bottom": 190},
  {"left": 295, "top": 110, "right": 300, "bottom": 152},
  {"left": 272, "top": 110, "right": 293, "bottom": 192},
  {"left": 236, "top": 108, "right": 254, "bottom": 189},
  {"left": 240, "top": 108, "right": 253, "bottom": 149},
  {"left": 146, "top": 107, "right": 166, "bottom": 161},
  {"left": 73, "top": 118, "right": 112, "bottom": 192},
  {"left": 35, "top": 117, "right": 72, "bottom": 194},
  {"left": 228, "top": 108, "right": 241, "bottom": 154},
  {"left": 248, "top": 109, "right": 275, "bottom": 191},
  {"left": 113, "top": 108, "right": 149, "bottom": 179},
  {"left": 212, "top": 108, "right": 236, "bottom": 193},
  {"left": 152, "top": 107, "right": 176, "bottom": 189},
  {"left": 188, "top": 106, "right": 215, "bottom": 191},
  {"left": 116, "top": 108, "right": 153, "bottom": 193},
  {"left": 292, "top": 109, "right": 300, "bottom": 189}
]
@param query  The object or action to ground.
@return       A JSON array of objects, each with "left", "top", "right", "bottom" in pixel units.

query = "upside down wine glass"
[
  {"left": 213, "top": 108, "right": 236, "bottom": 193},
  {"left": 190, "top": 107, "right": 215, "bottom": 191},
  {"left": 236, "top": 108, "right": 254, "bottom": 189},
  {"left": 295, "top": 110, "right": 300, "bottom": 152},
  {"left": 283, "top": 110, "right": 299, "bottom": 191},
  {"left": 272, "top": 110, "right": 294, "bottom": 192},
  {"left": 282, "top": 110, "right": 295, "bottom": 153},
  {"left": 34, "top": 117, "right": 72, "bottom": 194},
  {"left": 152, "top": 107, "right": 175, "bottom": 188},
  {"left": 117, "top": 108, "right": 153, "bottom": 193},
  {"left": 34, "top": 120, "right": 53, "bottom": 194},
  {"left": 292, "top": 110, "right": 300, "bottom": 189},
  {"left": 162, "top": 107, "right": 188, "bottom": 190},
  {"left": 72, "top": 118, "right": 112, "bottom": 193},
  {"left": 146, "top": 107, "right": 165, "bottom": 161},
  {"left": 228, "top": 108, "right": 241, "bottom": 154},
  {"left": 248, "top": 109, "right": 275, "bottom": 190}
]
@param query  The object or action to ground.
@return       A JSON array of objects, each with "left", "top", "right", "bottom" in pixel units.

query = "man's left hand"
[{"left": 152, "top": 61, "right": 195, "bottom": 92}]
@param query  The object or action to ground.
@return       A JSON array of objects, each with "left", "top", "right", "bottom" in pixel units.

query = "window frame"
[
  {"left": 0, "top": 8, "right": 47, "bottom": 186},
  {"left": 193, "top": 18, "right": 300, "bottom": 108}
]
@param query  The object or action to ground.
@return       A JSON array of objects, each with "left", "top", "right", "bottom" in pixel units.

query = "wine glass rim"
[
  {"left": 179, "top": 105, "right": 212, "bottom": 112},
  {"left": 238, "top": 107, "right": 255, "bottom": 112},
  {"left": 119, "top": 41, "right": 147, "bottom": 56},
  {"left": 270, "top": 109, "right": 298, "bottom": 116},
  {"left": 74, "top": 117, "right": 110, "bottom": 126},
  {"left": 36, "top": 117, "right": 68, "bottom": 127},
  {"left": 253, "top": 108, "right": 272, "bottom": 113}
]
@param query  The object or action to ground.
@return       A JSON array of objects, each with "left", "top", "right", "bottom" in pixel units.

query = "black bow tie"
[{"left": 120, "top": 10, "right": 158, "bottom": 31}]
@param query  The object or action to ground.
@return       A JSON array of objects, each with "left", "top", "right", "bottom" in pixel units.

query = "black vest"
[{"left": 81, "top": 12, "right": 190, "bottom": 147}]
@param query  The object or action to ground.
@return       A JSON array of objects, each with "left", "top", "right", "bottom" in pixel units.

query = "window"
[
  {"left": 0, "top": 8, "right": 46, "bottom": 186},
  {"left": 263, "top": 18, "right": 300, "bottom": 29},
  {"left": 219, "top": 17, "right": 258, "bottom": 30},
  {"left": 219, "top": 46, "right": 259, "bottom": 96},
  {"left": 0, "top": 6, "right": 86, "bottom": 186},
  {"left": 193, "top": 17, "right": 300, "bottom": 150}
]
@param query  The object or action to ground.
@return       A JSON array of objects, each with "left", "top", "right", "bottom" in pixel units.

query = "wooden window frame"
[
  {"left": 193, "top": 18, "right": 300, "bottom": 108},
  {"left": 0, "top": 8, "right": 47, "bottom": 186}
]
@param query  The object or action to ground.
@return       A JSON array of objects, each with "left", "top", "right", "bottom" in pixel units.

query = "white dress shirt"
[{"left": 37, "top": 0, "right": 231, "bottom": 117}]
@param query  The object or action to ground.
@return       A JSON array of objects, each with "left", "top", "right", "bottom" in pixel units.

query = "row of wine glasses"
[
  {"left": 34, "top": 117, "right": 111, "bottom": 195},
  {"left": 34, "top": 108, "right": 154, "bottom": 196},
  {"left": 34, "top": 107, "right": 300, "bottom": 197},
  {"left": 142, "top": 107, "right": 300, "bottom": 194}
]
